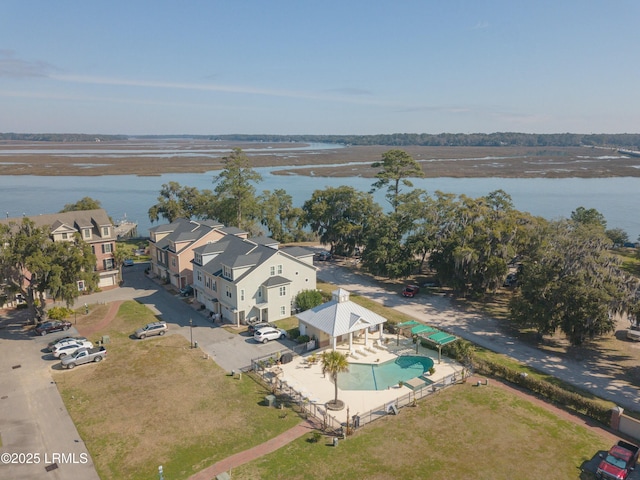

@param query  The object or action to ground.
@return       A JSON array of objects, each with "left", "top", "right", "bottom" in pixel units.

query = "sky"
[{"left": 1, "top": 1, "right": 639, "bottom": 136}]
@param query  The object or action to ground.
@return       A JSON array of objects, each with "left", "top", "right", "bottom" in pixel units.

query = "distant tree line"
[
  {"left": 206, "top": 132, "right": 640, "bottom": 148},
  {"left": 0, "top": 133, "right": 128, "bottom": 142},
  {"left": 4, "top": 132, "right": 640, "bottom": 148}
]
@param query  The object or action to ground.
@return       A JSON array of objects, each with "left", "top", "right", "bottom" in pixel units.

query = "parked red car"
[
  {"left": 34, "top": 320, "right": 72, "bottom": 336},
  {"left": 402, "top": 285, "right": 420, "bottom": 297}
]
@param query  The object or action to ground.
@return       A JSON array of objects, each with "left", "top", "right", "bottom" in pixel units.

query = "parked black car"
[
  {"left": 315, "top": 251, "right": 332, "bottom": 261},
  {"left": 180, "top": 285, "right": 194, "bottom": 297},
  {"left": 34, "top": 320, "right": 72, "bottom": 336}
]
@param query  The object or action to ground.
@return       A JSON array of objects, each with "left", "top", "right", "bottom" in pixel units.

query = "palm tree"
[{"left": 321, "top": 350, "right": 349, "bottom": 410}]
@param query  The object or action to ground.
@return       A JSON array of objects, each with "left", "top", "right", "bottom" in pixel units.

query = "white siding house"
[{"left": 192, "top": 235, "right": 316, "bottom": 326}]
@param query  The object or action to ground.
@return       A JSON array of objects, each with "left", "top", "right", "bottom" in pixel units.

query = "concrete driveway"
[{"left": 316, "top": 261, "right": 640, "bottom": 412}]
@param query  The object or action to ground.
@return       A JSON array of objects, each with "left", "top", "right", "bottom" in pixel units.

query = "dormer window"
[
  {"left": 83, "top": 228, "right": 91, "bottom": 239},
  {"left": 102, "top": 226, "right": 110, "bottom": 237},
  {"left": 194, "top": 253, "right": 203, "bottom": 265},
  {"left": 223, "top": 265, "right": 232, "bottom": 280}
]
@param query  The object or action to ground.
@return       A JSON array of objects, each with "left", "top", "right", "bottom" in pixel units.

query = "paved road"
[
  {"left": 316, "top": 261, "right": 640, "bottom": 413},
  {"left": 0, "top": 312, "right": 100, "bottom": 480}
]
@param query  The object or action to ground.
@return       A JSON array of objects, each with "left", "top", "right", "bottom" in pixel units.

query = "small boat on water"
[{"left": 617, "top": 148, "right": 640, "bottom": 158}]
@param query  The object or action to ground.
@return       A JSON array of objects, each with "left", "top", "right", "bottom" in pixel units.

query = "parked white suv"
[
  {"left": 254, "top": 327, "right": 287, "bottom": 344},
  {"left": 52, "top": 340, "right": 94, "bottom": 358}
]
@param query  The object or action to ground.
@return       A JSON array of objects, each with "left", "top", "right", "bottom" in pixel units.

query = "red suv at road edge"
[{"left": 402, "top": 285, "right": 420, "bottom": 297}]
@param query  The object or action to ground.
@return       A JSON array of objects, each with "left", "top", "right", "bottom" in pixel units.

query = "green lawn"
[
  {"left": 53, "top": 301, "right": 300, "bottom": 480},
  {"left": 233, "top": 382, "right": 608, "bottom": 480},
  {"left": 52, "top": 295, "right": 617, "bottom": 480}
]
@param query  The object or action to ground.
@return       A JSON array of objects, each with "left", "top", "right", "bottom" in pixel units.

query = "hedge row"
[{"left": 472, "top": 356, "right": 612, "bottom": 425}]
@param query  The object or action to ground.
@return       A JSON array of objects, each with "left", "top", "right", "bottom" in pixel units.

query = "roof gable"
[
  {"left": 296, "top": 291, "right": 387, "bottom": 337},
  {"left": 0, "top": 209, "right": 114, "bottom": 240}
]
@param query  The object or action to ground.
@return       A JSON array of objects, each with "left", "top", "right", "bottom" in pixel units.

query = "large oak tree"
[
  {"left": 0, "top": 219, "right": 98, "bottom": 321},
  {"left": 510, "top": 219, "right": 640, "bottom": 345}
]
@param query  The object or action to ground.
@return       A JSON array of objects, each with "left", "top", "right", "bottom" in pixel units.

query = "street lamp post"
[
  {"left": 189, "top": 318, "right": 193, "bottom": 348},
  {"left": 158, "top": 465, "right": 164, "bottom": 480}
]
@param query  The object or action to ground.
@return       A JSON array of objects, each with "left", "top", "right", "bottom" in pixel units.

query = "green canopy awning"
[
  {"left": 397, "top": 320, "right": 421, "bottom": 328},
  {"left": 411, "top": 325, "right": 438, "bottom": 335},
  {"left": 424, "top": 331, "right": 458, "bottom": 346}
]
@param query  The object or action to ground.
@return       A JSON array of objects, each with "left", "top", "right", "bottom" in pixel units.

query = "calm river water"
[{"left": 1, "top": 170, "right": 638, "bottom": 240}]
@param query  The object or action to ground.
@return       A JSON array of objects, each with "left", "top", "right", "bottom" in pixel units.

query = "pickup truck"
[
  {"left": 61, "top": 347, "right": 107, "bottom": 369},
  {"left": 52, "top": 340, "right": 93, "bottom": 358},
  {"left": 596, "top": 441, "right": 640, "bottom": 480}
]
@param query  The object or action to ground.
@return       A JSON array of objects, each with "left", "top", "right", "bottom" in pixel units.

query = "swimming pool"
[{"left": 338, "top": 355, "right": 435, "bottom": 391}]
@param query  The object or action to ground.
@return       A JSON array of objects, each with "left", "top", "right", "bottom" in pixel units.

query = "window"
[
  {"left": 77, "top": 280, "right": 85, "bottom": 291},
  {"left": 171, "top": 258, "right": 176, "bottom": 267},
  {"left": 83, "top": 228, "right": 91, "bottom": 239},
  {"left": 279, "top": 286, "right": 286, "bottom": 297},
  {"left": 197, "top": 271, "right": 202, "bottom": 282},
  {"left": 212, "top": 280, "right": 217, "bottom": 291},
  {"left": 102, "top": 243, "right": 112, "bottom": 254},
  {"left": 223, "top": 265, "right": 232, "bottom": 279},
  {"left": 277, "top": 264, "right": 283, "bottom": 275},
  {"left": 257, "top": 288, "right": 262, "bottom": 299},
  {"left": 194, "top": 253, "right": 202, "bottom": 265},
  {"left": 103, "top": 258, "right": 115, "bottom": 270},
  {"left": 280, "top": 306, "right": 286, "bottom": 316},
  {"left": 240, "top": 289, "right": 245, "bottom": 301},
  {"left": 61, "top": 232, "right": 68, "bottom": 240},
  {"left": 225, "top": 286, "right": 232, "bottom": 298},
  {"left": 102, "top": 226, "right": 110, "bottom": 236},
  {"left": 269, "top": 266, "right": 275, "bottom": 276}
]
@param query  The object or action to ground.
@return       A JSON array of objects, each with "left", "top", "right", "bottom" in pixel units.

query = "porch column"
[
  {"left": 332, "top": 336, "right": 337, "bottom": 351},
  {"left": 364, "top": 328, "right": 369, "bottom": 346},
  {"left": 348, "top": 332, "right": 353, "bottom": 352},
  {"left": 379, "top": 324, "right": 384, "bottom": 340}
]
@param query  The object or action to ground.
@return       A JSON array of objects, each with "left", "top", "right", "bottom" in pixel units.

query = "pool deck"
[{"left": 273, "top": 334, "right": 464, "bottom": 417}]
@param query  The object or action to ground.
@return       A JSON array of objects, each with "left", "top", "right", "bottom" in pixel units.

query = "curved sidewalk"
[{"left": 188, "top": 420, "right": 318, "bottom": 480}]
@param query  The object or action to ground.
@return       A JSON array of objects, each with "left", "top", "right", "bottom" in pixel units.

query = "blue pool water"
[{"left": 338, "top": 355, "right": 435, "bottom": 391}]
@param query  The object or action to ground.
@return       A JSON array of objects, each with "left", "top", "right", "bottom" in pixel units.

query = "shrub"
[
  {"left": 289, "top": 328, "right": 300, "bottom": 339},
  {"left": 385, "top": 319, "right": 400, "bottom": 334},
  {"left": 47, "top": 306, "right": 74, "bottom": 320},
  {"left": 296, "top": 335, "right": 310, "bottom": 344},
  {"left": 443, "top": 339, "right": 475, "bottom": 365},
  {"left": 295, "top": 290, "right": 323, "bottom": 312}
]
